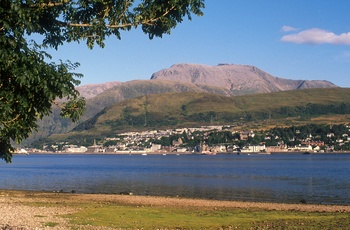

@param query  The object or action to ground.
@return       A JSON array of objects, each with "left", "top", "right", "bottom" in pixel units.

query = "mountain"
[
  {"left": 77, "top": 81, "right": 122, "bottom": 99},
  {"left": 151, "top": 63, "right": 337, "bottom": 95},
  {"left": 77, "top": 63, "right": 338, "bottom": 119},
  {"left": 27, "top": 63, "right": 339, "bottom": 146},
  {"left": 29, "top": 79, "right": 220, "bottom": 143},
  {"left": 82, "top": 79, "right": 230, "bottom": 118}
]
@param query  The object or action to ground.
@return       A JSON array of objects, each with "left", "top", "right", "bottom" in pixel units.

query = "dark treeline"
[
  {"left": 276, "top": 103, "right": 350, "bottom": 117},
  {"left": 73, "top": 102, "right": 350, "bottom": 132}
]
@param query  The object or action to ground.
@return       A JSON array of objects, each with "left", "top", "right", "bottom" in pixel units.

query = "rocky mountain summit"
[{"left": 151, "top": 63, "right": 337, "bottom": 95}]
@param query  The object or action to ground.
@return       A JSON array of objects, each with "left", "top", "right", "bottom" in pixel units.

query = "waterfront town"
[{"left": 21, "top": 124, "right": 350, "bottom": 155}]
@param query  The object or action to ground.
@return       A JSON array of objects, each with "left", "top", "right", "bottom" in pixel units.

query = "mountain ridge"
[
  {"left": 76, "top": 81, "right": 122, "bottom": 99},
  {"left": 150, "top": 63, "right": 337, "bottom": 95}
]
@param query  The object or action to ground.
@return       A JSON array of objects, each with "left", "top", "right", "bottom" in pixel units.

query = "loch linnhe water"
[{"left": 1, "top": 153, "right": 349, "bottom": 205}]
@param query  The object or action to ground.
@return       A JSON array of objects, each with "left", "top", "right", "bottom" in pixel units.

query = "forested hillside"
[{"left": 39, "top": 88, "right": 350, "bottom": 146}]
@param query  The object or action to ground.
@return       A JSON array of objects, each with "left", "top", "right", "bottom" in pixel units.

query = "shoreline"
[
  {"left": 1, "top": 189, "right": 350, "bottom": 229},
  {"left": 2, "top": 189, "right": 350, "bottom": 212},
  {"left": 14, "top": 150, "right": 350, "bottom": 155}
]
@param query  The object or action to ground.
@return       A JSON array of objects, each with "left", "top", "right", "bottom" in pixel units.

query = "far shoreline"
[{"left": 14, "top": 150, "right": 350, "bottom": 155}]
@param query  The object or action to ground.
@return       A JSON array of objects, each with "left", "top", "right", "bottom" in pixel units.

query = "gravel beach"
[{"left": 1, "top": 190, "right": 349, "bottom": 229}]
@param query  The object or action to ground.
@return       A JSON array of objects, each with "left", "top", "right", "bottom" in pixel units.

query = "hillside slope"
[
  {"left": 66, "top": 88, "right": 350, "bottom": 139},
  {"left": 30, "top": 79, "right": 228, "bottom": 141}
]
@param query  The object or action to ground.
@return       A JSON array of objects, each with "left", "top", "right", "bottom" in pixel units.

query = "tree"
[{"left": 0, "top": 0, "right": 205, "bottom": 162}]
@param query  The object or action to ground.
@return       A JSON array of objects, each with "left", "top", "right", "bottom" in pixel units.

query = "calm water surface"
[{"left": 0, "top": 153, "right": 349, "bottom": 204}]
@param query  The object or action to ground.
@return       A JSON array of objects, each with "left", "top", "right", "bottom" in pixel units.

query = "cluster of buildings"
[
  {"left": 63, "top": 126, "right": 228, "bottom": 154},
  {"left": 26, "top": 124, "right": 350, "bottom": 154}
]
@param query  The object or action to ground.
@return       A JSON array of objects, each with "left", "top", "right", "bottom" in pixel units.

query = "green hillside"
[
  {"left": 55, "top": 88, "right": 350, "bottom": 140},
  {"left": 27, "top": 79, "right": 229, "bottom": 144}
]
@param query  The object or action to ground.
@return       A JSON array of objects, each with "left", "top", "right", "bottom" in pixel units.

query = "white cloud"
[
  {"left": 281, "top": 28, "right": 350, "bottom": 45},
  {"left": 281, "top": 25, "right": 298, "bottom": 32}
]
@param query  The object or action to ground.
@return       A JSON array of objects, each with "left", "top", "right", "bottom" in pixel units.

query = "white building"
[
  {"left": 65, "top": 146, "right": 87, "bottom": 153},
  {"left": 150, "top": 144, "right": 162, "bottom": 151},
  {"left": 241, "top": 145, "right": 266, "bottom": 153}
]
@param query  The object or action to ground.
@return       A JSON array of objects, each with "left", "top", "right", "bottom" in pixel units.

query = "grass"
[
  {"left": 92, "top": 88, "right": 350, "bottom": 131},
  {"left": 3, "top": 190, "right": 350, "bottom": 229},
  {"left": 43, "top": 222, "right": 59, "bottom": 227},
  {"left": 63, "top": 202, "right": 350, "bottom": 229}
]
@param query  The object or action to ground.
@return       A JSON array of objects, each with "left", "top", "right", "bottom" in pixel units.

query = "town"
[{"left": 23, "top": 124, "right": 350, "bottom": 155}]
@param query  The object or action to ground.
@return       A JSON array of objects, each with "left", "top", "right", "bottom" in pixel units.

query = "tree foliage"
[{"left": 0, "top": 0, "right": 205, "bottom": 162}]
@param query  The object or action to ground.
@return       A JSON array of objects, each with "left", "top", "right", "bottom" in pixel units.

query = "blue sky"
[{"left": 50, "top": 1, "right": 350, "bottom": 87}]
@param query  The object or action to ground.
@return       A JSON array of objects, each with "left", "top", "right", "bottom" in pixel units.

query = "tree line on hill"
[{"left": 72, "top": 102, "right": 350, "bottom": 133}]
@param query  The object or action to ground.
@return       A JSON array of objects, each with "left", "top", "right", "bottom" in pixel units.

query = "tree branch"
[
  {"left": 141, "top": 5, "right": 177, "bottom": 25},
  {"left": 59, "top": 5, "right": 176, "bottom": 29},
  {"left": 115, "top": 0, "right": 131, "bottom": 22},
  {"left": 1, "top": 114, "right": 20, "bottom": 128},
  {"left": 52, "top": 100, "right": 66, "bottom": 109},
  {"left": 31, "top": 0, "right": 72, "bottom": 8},
  {"left": 52, "top": 99, "right": 82, "bottom": 110}
]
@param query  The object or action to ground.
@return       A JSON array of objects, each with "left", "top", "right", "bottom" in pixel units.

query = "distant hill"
[
  {"left": 151, "top": 63, "right": 337, "bottom": 95},
  {"left": 30, "top": 79, "right": 222, "bottom": 143},
  {"left": 77, "top": 81, "right": 122, "bottom": 99},
  {"left": 45, "top": 88, "right": 350, "bottom": 144},
  {"left": 27, "top": 63, "right": 339, "bottom": 146}
]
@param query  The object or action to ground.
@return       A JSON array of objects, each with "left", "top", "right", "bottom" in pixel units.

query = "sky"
[{"left": 49, "top": 1, "right": 350, "bottom": 87}]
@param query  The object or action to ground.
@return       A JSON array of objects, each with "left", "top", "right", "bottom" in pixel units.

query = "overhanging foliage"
[{"left": 0, "top": 0, "right": 205, "bottom": 162}]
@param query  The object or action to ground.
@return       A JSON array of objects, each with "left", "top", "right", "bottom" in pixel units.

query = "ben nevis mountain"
[
  {"left": 149, "top": 63, "right": 336, "bottom": 95},
  {"left": 76, "top": 63, "right": 337, "bottom": 99},
  {"left": 31, "top": 63, "right": 338, "bottom": 143}
]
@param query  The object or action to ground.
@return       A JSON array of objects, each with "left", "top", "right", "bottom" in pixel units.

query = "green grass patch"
[
  {"left": 64, "top": 204, "right": 350, "bottom": 229},
  {"left": 4, "top": 191, "right": 350, "bottom": 229},
  {"left": 43, "top": 222, "right": 59, "bottom": 227}
]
